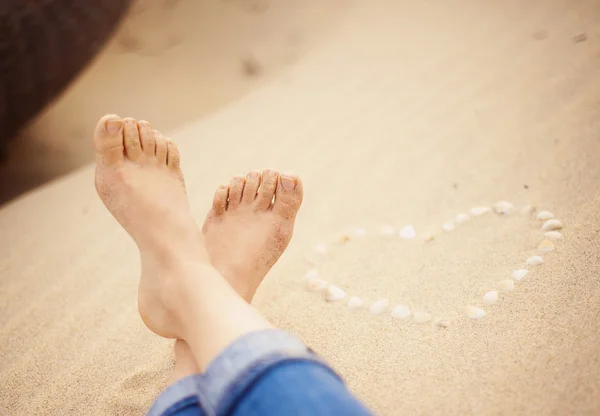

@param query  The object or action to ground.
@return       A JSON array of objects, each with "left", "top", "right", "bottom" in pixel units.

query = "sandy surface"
[
  {"left": 0, "top": 0, "right": 342, "bottom": 204},
  {"left": 2, "top": 0, "right": 600, "bottom": 415}
]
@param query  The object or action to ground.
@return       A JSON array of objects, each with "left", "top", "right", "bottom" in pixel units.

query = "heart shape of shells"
[{"left": 303, "top": 202, "right": 564, "bottom": 327}]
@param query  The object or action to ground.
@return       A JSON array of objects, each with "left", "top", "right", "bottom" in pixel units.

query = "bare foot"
[
  {"left": 202, "top": 169, "right": 303, "bottom": 301},
  {"left": 170, "top": 170, "right": 304, "bottom": 382},
  {"left": 93, "top": 114, "right": 209, "bottom": 339}
]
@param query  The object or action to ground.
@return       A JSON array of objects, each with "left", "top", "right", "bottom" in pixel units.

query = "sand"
[{"left": 2, "top": 0, "right": 600, "bottom": 414}]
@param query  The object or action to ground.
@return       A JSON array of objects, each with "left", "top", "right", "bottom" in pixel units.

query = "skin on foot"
[
  {"left": 202, "top": 169, "right": 304, "bottom": 301},
  {"left": 172, "top": 170, "right": 304, "bottom": 380},
  {"left": 93, "top": 114, "right": 207, "bottom": 340}
]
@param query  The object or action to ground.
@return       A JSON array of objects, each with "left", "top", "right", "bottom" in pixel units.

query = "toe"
[
  {"left": 93, "top": 114, "right": 124, "bottom": 165},
  {"left": 138, "top": 120, "right": 155, "bottom": 156},
  {"left": 272, "top": 173, "right": 303, "bottom": 220},
  {"left": 123, "top": 118, "right": 143, "bottom": 160},
  {"left": 254, "top": 169, "right": 279, "bottom": 210},
  {"left": 212, "top": 185, "right": 229, "bottom": 216},
  {"left": 241, "top": 170, "right": 261, "bottom": 204},
  {"left": 228, "top": 176, "right": 246, "bottom": 210},
  {"left": 167, "top": 140, "right": 181, "bottom": 171},
  {"left": 154, "top": 130, "right": 168, "bottom": 164}
]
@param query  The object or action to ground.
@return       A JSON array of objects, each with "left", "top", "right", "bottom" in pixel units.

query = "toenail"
[
  {"left": 125, "top": 119, "right": 136, "bottom": 125},
  {"left": 106, "top": 119, "right": 122, "bottom": 134},
  {"left": 280, "top": 175, "right": 296, "bottom": 191},
  {"left": 247, "top": 171, "right": 259, "bottom": 179}
]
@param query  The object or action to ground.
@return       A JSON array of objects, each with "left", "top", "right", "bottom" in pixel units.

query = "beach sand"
[{"left": 2, "top": 0, "right": 600, "bottom": 415}]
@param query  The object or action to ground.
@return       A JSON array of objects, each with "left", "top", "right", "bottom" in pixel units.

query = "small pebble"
[
  {"left": 512, "top": 269, "right": 529, "bottom": 281},
  {"left": 353, "top": 228, "right": 367, "bottom": 236},
  {"left": 526, "top": 255, "right": 544, "bottom": 266},
  {"left": 442, "top": 222, "right": 455, "bottom": 232},
  {"left": 494, "top": 200, "right": 515, "bottom": 215},
  {"left": 544, "top": 231, "right": 563, "bottom": 241},
  {"left": 482, "top": 291, "right": 499, "bottom": 305},
  {"left": 469, "top": 206, "right": 491, "bottom": 216},
  {"left": 325, "top": 285, "right": 346, "bottom": 302},
  {"left": 520, "top": 205, "right": 536, "bottom": 215},
  {"left": 435, "top": 318, "right": 451, "bottom": 328},
  {"left": 536, "top": 210, "right": 554, "bottom": 221},
  {"left": 541, "top": 219, "right": 563, "bottom": 231},
  {"left": 399, "top": 225, "right": 416, "bottom": 239},
  {"left": 455, "top": 213, "right": 470, "bottom": 224},
  {"left": 369, "top": 299, "right": 389, "bottom": 315},
  {"left": 537, "top": 239, "right": 555, "bottom": 253},
  {"left": 390, "top": 304, "right": 411, "bottom": 319},
  {"left": 498, "top": 279, "right": 515, "bottom": 292},
  {"left": 305, "top": 269, "right": 319, "bottom": 279},
  {"left": 307, "top": 278, "right": 328, "bottom": 292},
  {"left": 332, "top": 233, "right": 351, "bottom": 244},
  {"left": 465, "top": 306, "right": 486, "bottom": 319},
  {"left": 347, "top": 297, "right": 364, "bottom": 310},
  {"left": 413, "top": 311, "right": 432, "bottom": 324},
  {"left": 380, "top": 225, "right": 397, "bottom": 236},
  {"left": 314, "top": 243, "right": 328, "bottom": 255},
  {"left": 573, "top": 32, "right": 588, "bottom": 43},
  {"left": 423, "top": 233, "right": 435, "bottom": 243}
]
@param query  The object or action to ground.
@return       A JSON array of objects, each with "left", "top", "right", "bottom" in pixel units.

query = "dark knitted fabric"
[{"left": 0, "top": 0, "right": 132, "bottom": 147}]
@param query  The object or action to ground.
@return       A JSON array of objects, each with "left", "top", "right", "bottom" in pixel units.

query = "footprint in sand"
[{"left": 303, "top": 201, "right": 564, "bottom": 327}]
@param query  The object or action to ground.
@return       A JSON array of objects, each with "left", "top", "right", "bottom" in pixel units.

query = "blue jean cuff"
[{"left": 147, "top": 329, "right": 340, "bottom": 416}]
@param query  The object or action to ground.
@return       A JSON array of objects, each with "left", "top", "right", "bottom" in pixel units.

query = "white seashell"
[
  {"left": 537, "top": 239, "right": 555, "bottom": 253},
  {"left": 544, "top": 231, "right": 563, "bottom": 241},
  {"left": 465, "top": 306, "right": 486, "bottom": 319},
  {"left": 380, "top": 225, "right": 397, "bottom": 236},
  {"left": 536, "top": 210, "right": 554, "bottom": 221},
  {"left": 369, "top": 299, "right": 389, "bottom": 315},
  {"left": 498, "top": 279, "right": 515, "bottom": 292},
  {"left": 314, "top": 243, "right": 328, "bottom": 255},
  {"left": 390, "top": 304, "right": 411, "bottom": 319},
  {"left": 352, "top": 228, "right": 367, "bottom": 236},
  {"left": 413, "top": 311, "right": 432, "bottom": 324},
  {"left": 305, "top": 269, "right": 319, "bottom": 280},
  {"left": 512, "top": 269, "right": 529, "bottom": 281},
  {"left": 455, "top": 213, "right": 470, "bottom": 224},
  {"left": 399, "top": 225, "right": 416, "bottom": 239},
  {"left": 494, "top": 200, "right": 515, "bottom": 215},
  {"left": 469, "top": 206, "right": 491, "bottom": 216},
  {"left": 541, "top": 219, "right": 563, "bottom": 231},
  {"left": 526, "top": 255, "right": 544, "bottom": 266},
  {"left": 520, "top": 205, "right": 536, "bottom": 216},
  {"left": 435, "top": 318, "right": 451, "bottom": 328},
  {"left": 482, "top": 291, "right": 499, "bottom": 305},
  {"left": 307, "top": 278, "right": 328, "bottom": 292},
  {"left": 325, "top": 285, "right": 346, "bottom": 302},
  {"left": 347, "top": 297, "right": 364, "bottom": 310},
  {"left": 442, "top": 222, "right": 455, "bottom": 232}
]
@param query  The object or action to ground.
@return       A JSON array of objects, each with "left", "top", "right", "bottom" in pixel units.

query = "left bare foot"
[{"left": 202, "top": 170, "right": 304, "bottom": 301}]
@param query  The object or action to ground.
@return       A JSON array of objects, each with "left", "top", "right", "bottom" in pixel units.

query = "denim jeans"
[{"left": 147, "top": 329, "right": 373, "bottom": 416}]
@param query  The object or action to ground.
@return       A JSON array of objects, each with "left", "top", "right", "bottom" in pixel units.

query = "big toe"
[
  {"left": 93, "top": 114, "right": 124, "bottom": 165},
  {"left": 272, "top": 173, "right": 303, "bottom": 220}
]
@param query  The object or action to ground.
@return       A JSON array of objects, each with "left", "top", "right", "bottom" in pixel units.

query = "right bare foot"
[{"left": 202, "top": 170, "right": 303, "bottom": 301}]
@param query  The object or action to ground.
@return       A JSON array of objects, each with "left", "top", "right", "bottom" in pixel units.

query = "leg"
[
  {"left": 93, "top": 114, "right": 272, "bottom": 365},
  {"left": 168, "top": 167, "right": 305, "bottom": 386},
  {"left": 92, "top": 115, "right": 371, "bottom": 415}
]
